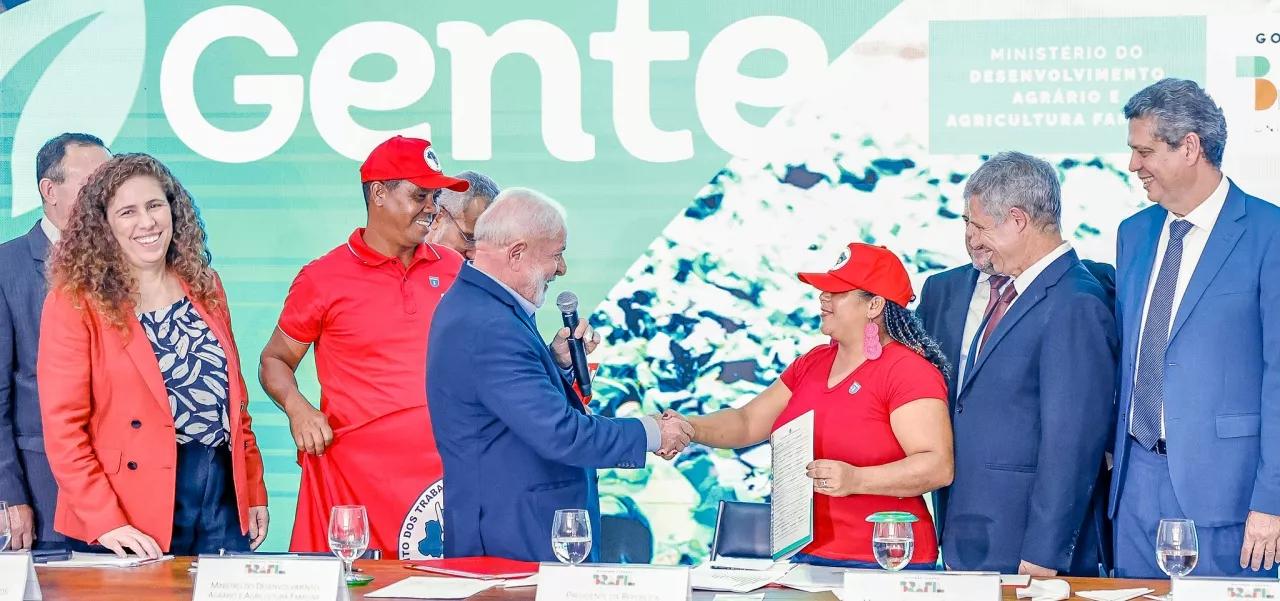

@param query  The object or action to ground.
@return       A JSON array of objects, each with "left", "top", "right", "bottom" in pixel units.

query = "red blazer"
[{"left": 37, "top": 275, "right": 267, "bottom": 550}]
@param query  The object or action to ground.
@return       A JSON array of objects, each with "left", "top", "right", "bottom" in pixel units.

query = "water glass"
[
  {"left": 867, "top": 511, "right": 918, "bottom": 571},
  {"left": 551, "top": 508, "right": 592, "bottom": 565},
  {"left": 0, "top": 501, "right": 10, "bottom": 552},
  {"left": 871, "top": 520, "right": 915, "bottom": 571},
  {"left": 328, "top": 505, "right": 373, "bottom": 585},
  {"left": 1157, "top": 518, "right": 1198, "bottom": 596}
]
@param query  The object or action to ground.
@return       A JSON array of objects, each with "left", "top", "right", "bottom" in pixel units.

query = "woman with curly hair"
[
  {"left": 683, "top": 243, "right": 954, "bottom": 570},
  {"left": 37, "top": 153, "right": 268, "bottom": 557}
]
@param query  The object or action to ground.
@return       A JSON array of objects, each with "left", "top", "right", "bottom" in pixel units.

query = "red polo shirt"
[
  {"left": 278, "top": 228, "right": 463, "bottom": 429},
  {"left": 776, "top": 341, "right": 947, "bottom": 564}
]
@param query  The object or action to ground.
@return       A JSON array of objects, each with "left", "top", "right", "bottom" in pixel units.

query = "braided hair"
[{"left": 858, "top": 291, "right": 951, "bottom": 379}]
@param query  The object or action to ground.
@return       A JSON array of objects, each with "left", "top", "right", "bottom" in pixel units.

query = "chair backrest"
[
  {"left": 710, "top": 500, "right": 771, "bottom": 560},
  {"left": 598, "top": 514, "right": 654, "bottom": 564}
]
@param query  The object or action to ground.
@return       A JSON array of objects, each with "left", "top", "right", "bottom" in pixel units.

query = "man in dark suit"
[
  {"left": 1112, "top": 78, "right": 1280, "bottom": 578},
  {"left": 0, "top": 132, "right": 108, "bottom": 550},
  {"left": 917, "top": 151, "right": 1117, "bottom": 576},
  {"left": 427, "top": 188, "right": 693, "bottom": 562}
]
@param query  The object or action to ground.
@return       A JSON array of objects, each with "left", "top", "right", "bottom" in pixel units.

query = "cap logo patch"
[
  {"left": 424, "top": 147, "right": 441, "bottom": 172},
  {"left": 832, "top": 249, "right": 851, "bottom": 270}
]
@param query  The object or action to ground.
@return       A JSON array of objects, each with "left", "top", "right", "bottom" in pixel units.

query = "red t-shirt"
[
  {"left": 277, "top": 228, "right": 463, "bottom": 429},
  {"left": 775, "top": 341, "right": 947, "bottom": 563}
]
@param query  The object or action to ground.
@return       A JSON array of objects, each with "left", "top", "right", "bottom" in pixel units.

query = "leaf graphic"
[
  {"left": 171, "top": 360, "right": 190, "bottom": 380},
  {"left": 1, "top": 0, "right": 146, "bottom": 218},
  {"left": 189, "top": 388, "right": 218, "bottom": 407},
  {"left": 201, "top": 375, "right": 227, "bottom": 398},
  {"left": 157, "top": 352, "right": 176, "bottom": 372}
]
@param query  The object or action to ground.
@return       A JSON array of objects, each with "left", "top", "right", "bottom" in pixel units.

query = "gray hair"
[
  {"left": 474, "top": 187, "right": 567, "bottom": 247},
  {"left": 438, "top": 170, "right": 500, "bottom": 215},
  {"left": 963, "top": 151, "right": 1062, "bottom": 232},
  {"left": 1124, "top": 78, "right": 1227, "bottom": 168}
]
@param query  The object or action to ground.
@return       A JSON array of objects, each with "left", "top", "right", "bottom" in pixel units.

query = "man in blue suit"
[
  {"left": 926, "top": 152, "right": 1117, "bottom": 576},
  {"left": 1111, "top": 78, "right": 1280, "bottom": 578},
  {"left": 0, "top": 133, "right": 108, "bottom": 551},
  {"left": 427, "top": 188, "right": 693, "bottom": 562},
  {"left": 918, "top": 230, "right": 1116, "bottom": 577}
]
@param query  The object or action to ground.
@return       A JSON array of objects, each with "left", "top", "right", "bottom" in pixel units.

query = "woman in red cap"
[{"left": 687, "top": 243, "right": 953, "bottom": 569}]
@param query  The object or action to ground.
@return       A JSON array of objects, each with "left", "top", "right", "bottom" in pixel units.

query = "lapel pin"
[
  {"left": 849, "top": 381, "right": 862, "bottom": 395},
  {"left": 429, "top": 276, "right": 440, "bottom": 288}
]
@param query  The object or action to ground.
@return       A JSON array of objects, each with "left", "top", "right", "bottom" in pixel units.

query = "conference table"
[{"left": 35, "top": 557, "right": 1170, "bottom": 600}]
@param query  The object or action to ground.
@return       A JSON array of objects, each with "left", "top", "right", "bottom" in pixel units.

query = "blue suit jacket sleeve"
[
  {"left": 474, "top": 316, "right": 648, "bottom": 469},
  {"left": 1251, "top": 234, "right": 1280, "bottom": 515},
  {"left": 0, "top": 284, "right": 29, "bottom": 505},
  {"left": 1020, "top": 291, "right": 1117, "bottom": 571}
]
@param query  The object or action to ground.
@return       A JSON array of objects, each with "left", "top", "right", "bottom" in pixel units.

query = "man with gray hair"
[
  {"left": 426, "top": 187, "right": 693, "bottom": 561},
  {"left": 1110, "top": 78, "right": 1280, "bottom": 577},
  {"left": 934, "top": 151, "right": 1117, "bottom": 576},
  {"left": 427, "top": 170, "right": 499, "bottom": 260}
]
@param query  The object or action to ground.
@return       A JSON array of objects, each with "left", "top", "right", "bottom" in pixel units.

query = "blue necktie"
[{"left": 1130, "top": 219, "right": 1194, "bottom": 450}]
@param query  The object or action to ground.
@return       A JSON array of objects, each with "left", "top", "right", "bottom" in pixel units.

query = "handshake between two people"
[{"left": 551, "top": 322, "right": 695, "bottom": 462}]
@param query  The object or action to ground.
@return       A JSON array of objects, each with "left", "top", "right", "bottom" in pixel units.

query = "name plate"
[
  {"left": 0, "top": 553, "right": 41, "bottom": 601},
  {"left": 537, "top": 564, "right": 690, "bottom": 601},
  {"left": 843, "top": 569, "right": 1000, "bottom": 601},
  {"left": 1173, "top": 576, "right": 1280, "bottom": 600},
  {"left": 192, "top": 555, "right": 344, "bottom": 601}
]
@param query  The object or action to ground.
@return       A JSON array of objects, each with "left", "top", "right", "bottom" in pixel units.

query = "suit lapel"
[
  {"left": 25, "top": 223, "right": 49, "bottom": 287},
  {"left": 1168, "top": 184, "right": 1246, "bottom": 343},
  {"left": 123, "top": 317, "right": 173, "bottom": 417},
  {"left": 961, "top": 251, "right": 1075, "bottom": 394}
]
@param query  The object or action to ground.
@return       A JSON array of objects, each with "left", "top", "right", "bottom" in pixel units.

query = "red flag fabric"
[{"left": 289, "top": 405, "right": 444, "bottom": 558}]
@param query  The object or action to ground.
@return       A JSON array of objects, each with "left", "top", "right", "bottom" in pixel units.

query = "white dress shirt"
[
  {"left": 956, "top": 271, "right": 998, "bottom": 386},
  {"left": 40, "top": 217, "right": 60, "bottom": 243},
  {"left": 1129, "top": 175, "right": 1230, "bottom": 439},
  {"left": 1009, "top": 241, "right": 1073, "bottom": 308}
]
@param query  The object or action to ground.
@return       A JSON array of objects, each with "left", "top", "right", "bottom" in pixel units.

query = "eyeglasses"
[{"left": 439, "top": 208, "right": 477, "bottom": 248}]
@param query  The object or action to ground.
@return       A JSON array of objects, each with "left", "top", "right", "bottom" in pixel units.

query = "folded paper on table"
[
  {"left": 40, "top": 552, "right": 174, "bottom": 569},
  {"left": 1076, "top": 588, "right": 1156, "bottom": 601},
  {"left": 1016, "top": 578, "right": 1070, "bottom": 601},
  {"left": 364, "top": 576, "right": 501, "bottom": 599}
]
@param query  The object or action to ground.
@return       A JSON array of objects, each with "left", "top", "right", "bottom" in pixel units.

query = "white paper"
[
  {"left": 0, "top": 553, "right": 42, "bottom": 601},
  {"left": 1016, "top": 578, "right": 1070, "bottom": 601},
  {"left": 365, "top": 576, "right": 501, "bottom": 599},
  {"left": 40, "top": 552, "right": 173, "bottom": 568},
  {"left": 1000, "top": 574, "right": 1032, "bottom": 586},
  {"left": 708, "top": 556, "right": 779, "bottom": 571},
  {"left": 537, "top": 564, "right": 690, "bottom": 601},
  {"left": 503, "top": 574, "right": 539, "bottom": 588},
  {"left": 690, "top": 563, "right": 793, "bottom": 592},
  {"left": 713, "top": 594, "right": 765, "bottom": 601},
  {"left": 1077, "top": 589, "right": 1155, "bottom": 601},
  {"left": 776, "top": 563, "right": 845, "bottom": 592},
  {"left": 769, "top": 409, "right": 814, "bottom": 560}
]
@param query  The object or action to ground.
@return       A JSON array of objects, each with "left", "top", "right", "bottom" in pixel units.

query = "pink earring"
[{"left": 863, "top": 322, "right": 883, "bottom": 360}]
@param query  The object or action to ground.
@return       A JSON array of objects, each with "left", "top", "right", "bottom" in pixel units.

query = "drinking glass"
[
  {"left": 0, "top": 501, "right": 10, "bottom": 552},
  {"left": 328, "top": 505, "right": 373, "bottom": 585},
  {"left": 1157, "top": 518, "right": 1198, "bottom": 598},
  {"left": 551, "top": 508, "right": 592, "bottom": 565},
  {"left": 868, "top": 511, "right": 917, "bottom": 571}
]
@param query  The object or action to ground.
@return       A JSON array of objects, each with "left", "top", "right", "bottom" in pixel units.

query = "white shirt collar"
[
  {"left": 1175, "top": 174, "right": 1230, "bottom": 233},
  {"left": 1012, "top": 241, "right": 1072, "bottom": 296},
  {"left": 39, "top": 218, "right": 60, "bottom": 243},
  {"left": 470, "top": 262, "right": 539, "bottom": 317}
]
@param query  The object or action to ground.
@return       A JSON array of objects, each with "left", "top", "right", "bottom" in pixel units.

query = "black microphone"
[{"left": 555, "top": 291, "right": 592, "bottom": 397}]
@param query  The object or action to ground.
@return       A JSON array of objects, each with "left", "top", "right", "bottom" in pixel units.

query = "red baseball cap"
[
  {"left": 360, "top": 135, "right": 469, "bottom": 192},
  {"left": 797, "top": 243, "right": 915, "bottom": 306}
]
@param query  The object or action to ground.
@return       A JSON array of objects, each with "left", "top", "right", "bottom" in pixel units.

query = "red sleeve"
[
  {"left": 883, "top": 353, "right": 948, "bottom": 412},
  {"left": 277, "top": 267, "right": 326, "bottom": 344},
  {"left": 779, "top": 344, "right": 825, "bottom": 390}
]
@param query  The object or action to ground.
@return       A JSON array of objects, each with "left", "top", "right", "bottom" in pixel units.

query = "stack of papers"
[
  {"left": 1076, "top": 589, "right": 1156, "bottom": 601},
  {"left": 775, "top": 563, "right": 845, "bottom": 592},
  {"left": 365, "top": 576, "right": 502, "bottom": 599},
  {"left": 691, "top": 563, "right": 794, "bottom": 593},
  {"left": 41, "top": 552, "right": 174, "bottom": 568}
]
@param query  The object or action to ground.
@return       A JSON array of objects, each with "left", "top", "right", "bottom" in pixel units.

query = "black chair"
[
  {"left": 599, "top": 514, "right": 654, "bottom": 564},
  {"left": 710, "top": 500, "right": 771, "bottom": 560}
]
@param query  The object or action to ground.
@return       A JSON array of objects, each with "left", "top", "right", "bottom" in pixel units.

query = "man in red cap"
[{"left": 259, "top": 135, "right": 469, "bottom": 557}]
